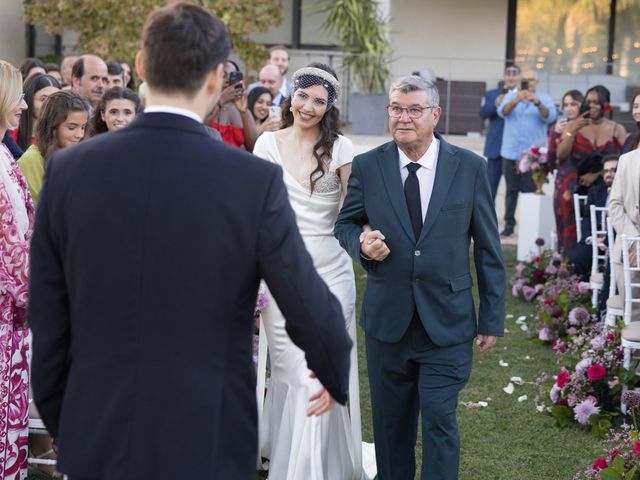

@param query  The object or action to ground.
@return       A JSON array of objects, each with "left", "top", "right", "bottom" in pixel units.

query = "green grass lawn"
[{"left": 353, "top": 245, "right": 602, "bottom": 480}]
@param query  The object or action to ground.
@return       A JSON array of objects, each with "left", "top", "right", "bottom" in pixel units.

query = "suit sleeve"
[
  {"left": 479, "top": 91, "right": 498, "bottom": 120},
  {"left": 257, "top": 166, "right": 352, "bottom": 404},
  {"left": 28, "top": 157, "right": 70, "bottom": 438},
  {"left": 334, "top": 157, "right": 377, "bottom": 271},
  {"left": 470, "top": 158, "right": 506, "bottom": 336},
  {"left": 609, "top": 155, "right": 640, "bottom": 261}
]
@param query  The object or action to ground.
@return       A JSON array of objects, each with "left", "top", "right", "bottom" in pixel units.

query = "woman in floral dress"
[{"left": 0, "top": 59, "right": 34, "bottom": 479}]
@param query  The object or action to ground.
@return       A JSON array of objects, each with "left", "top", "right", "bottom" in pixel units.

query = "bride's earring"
[{"left": 289, "top": 107, "right": 293, "bottom": 112}]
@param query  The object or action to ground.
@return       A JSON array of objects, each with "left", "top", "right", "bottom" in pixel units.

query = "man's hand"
[
  {"left": 361, "top": 230, "right": 390, "bottom": 261},
  {"left": 307, "top": 372, "right": 336, "bottom": 416},
  {"left": 475, "top": 335, "right": 497, "bottom": 352}
]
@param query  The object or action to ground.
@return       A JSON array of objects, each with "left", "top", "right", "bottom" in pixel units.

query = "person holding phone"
[
  {"left": 479, "top": 64, "right": 520, "bottom": 200},
  {"left": 206, "top": 60, "right": 258, "bottom": 150},
  {"left": 546, "top": 89, "right": 585, "bottom": 257},
  {"left": 555, "top": 85, "right": 626, "bottom": 196},
  {"left": 497, "top": 69, "right": 556, "bottom": 237},
  {"left": 247, "top": 86, "right": 280, "bottom": 136}
]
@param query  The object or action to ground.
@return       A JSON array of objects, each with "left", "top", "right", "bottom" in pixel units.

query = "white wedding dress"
[{"left": 254, "top": 132, "right": 376, "bottom": 480}]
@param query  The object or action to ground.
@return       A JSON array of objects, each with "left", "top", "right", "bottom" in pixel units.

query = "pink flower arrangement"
[
  {"left": 574, "top": 424, "right": 640, "bottom": 479},
  {"left": 510, "top": 249, "right": 564, "bottom": 302}
]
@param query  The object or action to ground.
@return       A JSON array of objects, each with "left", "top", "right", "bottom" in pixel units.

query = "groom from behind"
[
  {"left": 335, "top": 76, "right": 505, "bottom": 480},
  {"left": 28, "top": 3, "right": 352, "bottom": 479}
]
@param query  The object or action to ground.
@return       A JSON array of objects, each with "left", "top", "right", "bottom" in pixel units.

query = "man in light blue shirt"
[{"left": 497, "top": 69, "right": 556, "bottom": 236}]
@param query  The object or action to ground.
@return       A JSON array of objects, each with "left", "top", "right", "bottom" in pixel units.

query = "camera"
[{"left": 228, "top": 71, "right": 243, "bottom": 89}]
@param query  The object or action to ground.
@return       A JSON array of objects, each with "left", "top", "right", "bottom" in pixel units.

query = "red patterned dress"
[{"left": 0, "top": 143, "right": 34, "bottom": 479}]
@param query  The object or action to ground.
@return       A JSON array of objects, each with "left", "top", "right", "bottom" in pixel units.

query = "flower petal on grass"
[
  {"left": 536, "top": 405, "right": 545, "bottom": 412},
  {"left": 517, "top": 315, "right": 527, "bottom": 322},
  {"left": 499, "top": 359, "right": 509, "bottom": 367},
  {"left": 510, "top": 376, "right": 524, "bottom": 385},
  {"left": 461, "top": 401, "right": 489, "bottom": 409},
  {"left": 520, "top": 324, "right": 528, "bottom": 331},
  {"left": 517, "top": 395, "right": 528, "bottom": 402},
  {"left": 503, "top": 383, "right": 514, "bottom": 394}
]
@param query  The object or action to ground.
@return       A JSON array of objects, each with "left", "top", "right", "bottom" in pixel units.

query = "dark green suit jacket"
[{"left": 335, "top": 134, "right": 505, "bottom": 346}]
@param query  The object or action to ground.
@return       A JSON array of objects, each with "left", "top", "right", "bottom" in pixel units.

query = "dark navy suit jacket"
[
  {"left": 28, "top": 112, "right": 352, "bottom": 479},
  {"left": 479, "top": 88, "right": 505, "bottom": 159}
]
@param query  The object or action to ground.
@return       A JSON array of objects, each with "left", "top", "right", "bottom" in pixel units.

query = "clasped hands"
[{"left": 360, "top": 229, "right": 390, "bottom": 261}]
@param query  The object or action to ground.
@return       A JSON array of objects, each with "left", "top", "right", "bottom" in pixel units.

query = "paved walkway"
[{"left": 344, "top": 129, "right": 538, "bottom": 247}]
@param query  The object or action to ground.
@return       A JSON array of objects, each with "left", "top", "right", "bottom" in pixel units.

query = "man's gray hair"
[{"left": 389, "top": 75, "right": 440, "bottom": 107}]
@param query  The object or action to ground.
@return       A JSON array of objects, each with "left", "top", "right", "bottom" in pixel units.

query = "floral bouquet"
[
  {"left": 532, "top": 275, "right": 593, "bottom": 343},
  {"left": 549, "top": 329, "right": 639, "bottom": 437},
  {"left": 519, "top": 145, "right": 553, "bottom": 194},
  {"left": 511, "top": 248, "right": 564, "bottom": 302},
  {"left": 573, "top": 423, "right": 640, "bottom": 479},
  {"left": 255, "top": 282, "right": 269, "bottom": 318}
]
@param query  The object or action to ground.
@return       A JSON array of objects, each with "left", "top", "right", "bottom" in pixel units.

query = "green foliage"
[
  {"left": 24, "top": 0, "right": 281, "bottom": 71},
  {"left": 320, "top": 0, "right": 390, "bottom": 94}
]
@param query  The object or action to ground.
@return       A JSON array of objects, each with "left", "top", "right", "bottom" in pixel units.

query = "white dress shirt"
[
  {"left": 144, "top": 105, "right": 203, "bottom": 123},
  {"left": 398, "top": 136, "right": 440, "bottom": 221}
]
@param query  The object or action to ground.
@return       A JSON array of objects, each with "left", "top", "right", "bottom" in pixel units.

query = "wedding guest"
[
  {"left": 118, "top": 59, "right": 135, "bottom": 90},
  {"left": 256, "top": 64, "right": 285, "bottom": 106},
  {"left": 60, "top": 55, "right": 78, "bottom": 86},
  {"left": 247, "top": 86, "right": 279, "bottom": 136},
  {"left": 86, "top": 87, "right": 141, "bottom": 137},
  {"left": 106, "top": 61, "right": 125, "bottom": 88},
  {"left": 546, "top": 89, "right": 585, "bottom": 257},
  {"left": 19, "top": 91, "right": 90, "bottom": 205},
  {"left": 71, "top": 54, "right": 108, "bottom": 109},
  {"left": 267, "top": 46, "right": 292, "bottom": 99},
  {"left": 621, "top": 92, "right": 640, "bottom": 154},
  {"left": 19, "top": 57, "right": 46, "bottom": 81},
  {"left": 0, "top": 59, "right": 34, "bottom": 480},
  {"left": 555, "top": 85, "right": 626, "bottom": 196},
  {"left": 44, "top": 63, "right": 63, "bottom": 83},
  {"left": 15, "top": 73, "right": 61, "bottom": 150},
  {"left": 479, "top": 64, "right": 520, "bottom": 199},
  {"left": 498, "top": 69, "right": 556, "bottom": 236},
  {"left": 254, "top": 63, "right": 372, "bottom": 480},
  {"left": 207, "top": 61, "right": 257, "bottom": 150}
]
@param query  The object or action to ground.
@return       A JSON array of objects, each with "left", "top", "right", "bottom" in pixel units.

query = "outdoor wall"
[
  {"left": 0, "top": 0, "right": 27, "bottom": 67},
  {"left": 388, "top": 0, "right": 509, "bottom": 88}
]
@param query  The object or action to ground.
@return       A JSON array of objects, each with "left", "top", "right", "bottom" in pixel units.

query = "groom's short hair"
[
  {"left": 141, "top": 2, "right": 231, "bottom": 97},
  {"left": 389, "top": 75, "right": 440, "bottom": 108}
]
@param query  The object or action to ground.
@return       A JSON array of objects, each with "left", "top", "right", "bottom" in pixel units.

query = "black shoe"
[{"left": 501, "top": 227, "right": 514, "bottom": 237}]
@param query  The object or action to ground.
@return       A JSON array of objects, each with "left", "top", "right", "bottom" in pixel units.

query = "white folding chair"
[
  {"left": 549, "top": 230, "right": 558, "bottom": 253},
  {"left": 574, "top": 193, "right": 588, "bottom": 243},
  {"left": 589, "top": 205, "right": 608, "bottom": 307},
  {"left": 605, "top": 217, "right": 623, "bottom": 327},
  {"left": 620, "top": 236, "right": 640, "bottom": 414}
]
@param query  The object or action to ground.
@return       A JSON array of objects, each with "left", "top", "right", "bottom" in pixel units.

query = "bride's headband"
[{"left": 291, "top": 67, "right": 341, "bottom": 108}]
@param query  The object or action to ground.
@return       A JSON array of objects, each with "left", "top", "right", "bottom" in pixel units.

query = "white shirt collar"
[
  {"left": 144, "top": 105, "right": 202, "bottom": 123},
  {"left": 398, "top": 135, "right": 439, "bottom": 171}
]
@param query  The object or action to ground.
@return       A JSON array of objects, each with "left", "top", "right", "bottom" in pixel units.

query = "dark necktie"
[{"left": 404, "top": 163, "right": 422, "bottom": 240}]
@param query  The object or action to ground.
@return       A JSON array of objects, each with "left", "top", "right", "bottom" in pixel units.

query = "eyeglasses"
[
  {"left": 16, "top": 93, "right": 25, "bottom": 105},
  {"left": 387, "top": 104, "right": 436, "bottom": 119}
]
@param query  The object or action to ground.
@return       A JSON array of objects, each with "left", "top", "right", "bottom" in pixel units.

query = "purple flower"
[
  {"left": 573, "top": 398, "right": 600, "bottom": 425},
  {"left": 552, "top": 252, "right": 563, "bottom": 262},
  {"left": 512, "top": 283, "right": 522, "bottom": 297},
  {"left": 550, "top": 384, "right": 561, "bottom": 403},
  {"left": 538, "top": 326, "right": 554, "bottom": 342},
  {"left": 568, "top": 307, "right": 590, "bottom": 326},
  {"left": 622, "top": 390, "right": 640, "bottom": 408},
  {"left": 523, "top": 286, "right": 537, "bottom": 302},
  {"left": 590, "top": 335, "right": 606, "bottom": 351},
  {"left": 578, "top": 282, "right": 591, "bottom": 293},
  {"left": 575, "top": 357, "right": 593, "bottom": 375},
  {"left": 515, "top": 263, "right": 525, "bottom": 275},
  {"left": 545, "top": 264, "right": 558, "bottom": 276}
]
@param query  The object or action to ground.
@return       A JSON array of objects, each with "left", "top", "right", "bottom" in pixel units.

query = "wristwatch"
[{"left": 533, "top": 99, "right": 541, "bottom": 107}]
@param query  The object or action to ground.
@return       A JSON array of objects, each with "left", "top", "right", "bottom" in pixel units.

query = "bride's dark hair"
[{"left": 280, "top": 62, "right": 341, "bottom": 193}]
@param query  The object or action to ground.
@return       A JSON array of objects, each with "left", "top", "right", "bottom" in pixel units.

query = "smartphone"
[
  {"left": 557, "top": 110, "right": 567, "bottom": 122},
  {"left": 228, "top": 71, "right": 243, "bottom": 88},
  {"left": 520, "top": 80, "right": 529, "bottom": 91},
  {"left": 269, "top": 106, "right": 281, "bottom": 119}
]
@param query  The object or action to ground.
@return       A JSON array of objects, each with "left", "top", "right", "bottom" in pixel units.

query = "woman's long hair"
[
  {"left": 17, "top": 73, "right": 61, "bottom": 150},
  {"left": 584, "top": 85, "right": 612, "bottom": 119},
  {"left": 86, "top": 87, "right": 141, "bottom": 137},
  {"left": 281, "top": 63, "right": 341, "bottom": 193},
  {"left": 36, "top": 91, "right": 90, "bottom": 161}
]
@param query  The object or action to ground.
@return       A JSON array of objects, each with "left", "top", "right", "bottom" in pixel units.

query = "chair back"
[
  {"left": 574, "top": 194, "right": 588, "bottom": 242},
  {"left": 590, "top": 205, "right": 608, "bottom": 279},
  {"left": 621, "top": 235, "right": 640, "bottom": 325},
  {"left": 607, "top": 217, "right": 617, "bottom": 299}
]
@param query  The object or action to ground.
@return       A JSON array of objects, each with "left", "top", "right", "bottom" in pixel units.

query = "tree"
[{"left": 24, "top": 0, "right": 281, "bottom": 71}]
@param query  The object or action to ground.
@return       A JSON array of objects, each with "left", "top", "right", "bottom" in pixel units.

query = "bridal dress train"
[{"left": 254, "top": 132, "right": 376, "bottom": 480}]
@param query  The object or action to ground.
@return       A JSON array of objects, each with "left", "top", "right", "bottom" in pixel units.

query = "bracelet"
[{"left": 565, "top": 131, "right": 573, "bottom": 137}]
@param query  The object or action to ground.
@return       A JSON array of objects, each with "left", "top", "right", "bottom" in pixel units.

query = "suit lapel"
[
  {"left": 377, "top": 143, "right": 415, "bottom": 242},
  {"left": 418, "top": 136, "right": 460, "bottom": 243}
]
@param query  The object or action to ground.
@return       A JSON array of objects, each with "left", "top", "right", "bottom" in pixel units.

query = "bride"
[{"left": 254, "top": 63, "right": 375, "bottom": 480}]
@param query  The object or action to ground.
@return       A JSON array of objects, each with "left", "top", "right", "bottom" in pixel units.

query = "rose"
[
  {"left": 556, "top": 368, "right": 571, "bottom": 388},
  {"left": 633, "top": 441, "right": 640, "bottom": 456},
  {"left": 592, "top": 458, "right": 608, "bottom": 471},
  {"left": 587, "top": 364, "right": 606, "bottom": 381}
]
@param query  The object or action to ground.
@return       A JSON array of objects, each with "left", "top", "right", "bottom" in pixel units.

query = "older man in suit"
[
  {"left": 335, "top": 76, "right": 505, "bottom": 480},
  {"left": 28, "top": 3, "right": 352, "bottom": 480}
]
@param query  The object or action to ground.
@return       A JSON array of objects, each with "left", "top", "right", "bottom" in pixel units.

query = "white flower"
[
  {"left": 499, "top": 360, "right": 509, "bottom": 367},
  {"left": 518, "top": 395, "right": 528, "bottom": 402},
  {"left": 503, "top": 383, "right": 514, "bottom": 394},
  {"left": 573, "top": 398, "right": 600, "bottom": 425}
]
